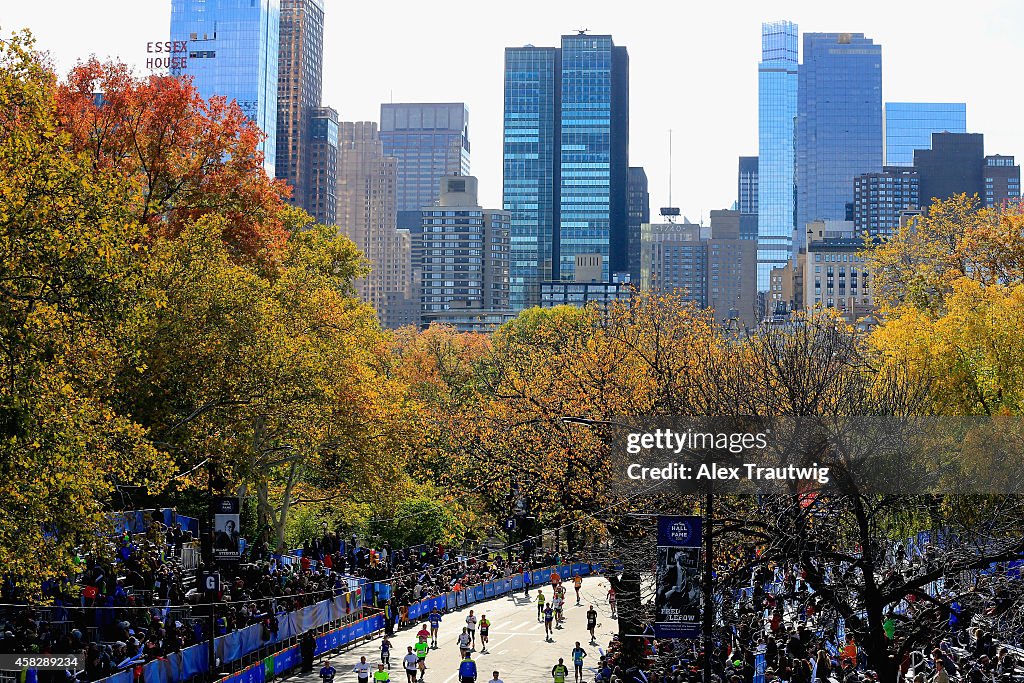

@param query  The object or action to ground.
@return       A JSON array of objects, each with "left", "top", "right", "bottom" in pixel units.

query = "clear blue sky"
[{"left": 5, "top": 0, "right": 1023, "bottom": 221}]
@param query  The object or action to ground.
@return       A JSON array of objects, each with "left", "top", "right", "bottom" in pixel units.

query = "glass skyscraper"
[
  {"left": 884, "top": 102, "right": 966, "bottom": 166},
  {"left": 757, "top": 20, "right": 798, "bottom": 292},
  {"left": 170, "top": 0, "right": 280, "bottom": 176},
  {"left": 795, "top": 32, "right": 882, "bottom": 250},
  {"left": 503, "top": 34, "right": 629, "bottom": 311},
  {"left": 379, "top": 103, "right": 471, "bottom": 232},
  {"left": 504, "top": 46, "right": 559, "bottom": 311}
]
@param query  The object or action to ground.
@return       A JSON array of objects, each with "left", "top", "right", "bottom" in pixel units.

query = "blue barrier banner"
[
  {"left": 511, "top": 575, "right": 523, "bottom": 590},
  {"left": 570, "top": 563, "right": 582, "bottom": 577},
  {"left": 539, "top": 569, "right": 552, "bottom": 583},
  {"left": 182, "top": 644, "right": 209, "bottom": 678},
  {"left": 484, "top": 582, "right": 496, "bottom": 598},
  {"left": 753, "top": 652, "right": 766, "bottom": 683},
  {"left": 274, "top": 646, "right": 301, "bottom": 676},
  {"left": 531, "top": 571, "right": 542, "bottom": 586},
  {"left": 447, "top": 593, "right": 457, "bottom": 611},
  {"left": 498, "top": 579, "right": 511, "bottom": 594},
  {"left": 473, "top": 586, "right": 485, "bottom": 602}
]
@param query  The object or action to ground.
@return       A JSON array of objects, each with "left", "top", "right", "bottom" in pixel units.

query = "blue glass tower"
[
  {"left": 503, "top": 34, "right": 629, "bottom": 312},
  {"left": 795, "top": 32, "right": 882, "bottom": 249},
  {"left": 884, "top": 102, "right": 966, "bottom": 166},
  {"left": 503, "top": 46, "right": 559, "bottom": 311},
  {"left": 170, "top": 0, "right": 280, "bottom": 176},
  {"left": 757, "top": 20, "right": 798, "bottom": 292}
]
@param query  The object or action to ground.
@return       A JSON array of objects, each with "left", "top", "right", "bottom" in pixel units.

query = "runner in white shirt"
[
  {"left": 402, "top": 648, "right": 419, "bottom": 683},
  {"left": 465, "top": 610, "right": 478, "bottom": 650},
  {"left": 353, "top": 656, "right": 371, "bottom": 683},
  {"left": 552, "top": 595, "right": 564, "bottom": 629},
  {"left": 457, "top": 628, "right": 472, "bottom": 658}
]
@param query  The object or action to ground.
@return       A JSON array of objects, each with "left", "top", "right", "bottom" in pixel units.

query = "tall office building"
[
  {"left": 336, "top": 122, "right": 414, "bottom": 328},
  {"left": 738, "top": 156, "right": 759, "bottom": 214},
  {"left": 420, "top": 176, "right": 511, "bottom": 320},
  {"left": 276, "top": 0, "right": 324, "bottom": 212},
  {"left": 914, "top": 132, "right": 984, "bottom": 208},
  {"left": 170, "top": 0, "right": 280, "bottom": 175},
  {"left": 853, "top": 167, "right": 919, "bottom": 236},
  {"left": 983, "top": 155, "right": 1021, "bottom": 209},
  {"left": 795, "top": 32, "right": 883, "bottom": 249},
  {"left": 627, "top": 167, "right": 650, "bottom": 283},
  {"left": 884, "top": 103, "right": 966, "bottom": 166},
  {"left": 503, "top": 33, "right": 630, "bottom": 311},
  {"left": 757, "top": 20, "right": 798, "bottom": 291},
  {"left": 307, "top": 106, "right": 338, "bottom": 225},
  {"left": 380, "top": 103, "right": 471, "bottom": 232},
  {"left": 738, "top": 156, "right": 759, "bottom": 242}
]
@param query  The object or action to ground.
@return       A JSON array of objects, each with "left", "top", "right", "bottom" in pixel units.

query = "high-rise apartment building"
[
  {"left": 170, "top": 0, "right": 280, "bottom": 175},
  {"left": 884, "top": 102, "right": 966, "bottom": 167},
  {"left": 420, "top": 176, "right": 510, "bottom": 319},
  {"left": 853, "top": 167, "right": 919, "bottom": 237},
  {"left": 757, "top": 20, "right": 799, "bottom": 291},
  {"left": 380, "top": 103, "right": 471, "bottom": 232},
  {"left": 307, "top": 106, "right": 338, "bottom": 225},
  {"left": 627, "top": 167, "right": 650, "bottom": 283},
  {"left": 640, "top": 213, "right": 757, "bottom": 329},
  {"left": 276, "top": 0, "right": 324, "bottom": 212},
  {"left": 336, "top": 122, "right": 413, "bottom": 328},
  {"left": 503, "top": 33, "right": 630, "bottom": 311},
  {"left": 914, "top": 132, "right": 984, "bottom": 208},
  {"left": 983, "top": 155, "right": 1021, "bottom": 209},
  {"left": 795, "top": 32, "right": 883, "bottom": 249}
]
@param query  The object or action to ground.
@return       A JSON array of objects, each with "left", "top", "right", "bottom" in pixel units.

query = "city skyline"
[{"left": 6, "top": 0, "right": 1023, "bottom": 223}]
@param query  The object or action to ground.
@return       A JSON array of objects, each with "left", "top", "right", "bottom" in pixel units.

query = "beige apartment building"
[
  {"left": 639, "top": 210, "right": 757, "bottom": 329},
  {"left": 336, "top": 122, "right": 415, "bottom": 328}
]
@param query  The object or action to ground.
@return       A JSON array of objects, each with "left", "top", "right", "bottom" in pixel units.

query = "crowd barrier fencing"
[
  {"left": 69, "top": 563, "right": 602, "bottom": 683},
  {"left": 87, "top": 590, "right": 365, "bottom": 683},
  {"left": 112, "top": 509, "right": 200, "bottom": 537}
]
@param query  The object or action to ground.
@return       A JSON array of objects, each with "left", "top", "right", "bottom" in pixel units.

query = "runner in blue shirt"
[
  {"left": 428, "top": 608, "right": 442, "bottom": 649},
  {"left": 571, "top": 642, "right": 588, "bottom": 683}
]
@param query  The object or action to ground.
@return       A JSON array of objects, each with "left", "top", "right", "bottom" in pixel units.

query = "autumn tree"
[{"left": 0, "top": 31, "right": 169, "bottom": 594}]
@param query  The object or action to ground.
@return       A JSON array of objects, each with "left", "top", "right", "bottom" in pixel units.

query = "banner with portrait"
[
  {"left": 654, "top": 515, "right": 702, "bottom": 638},
  {"left": 213, "top": 496, "right": 241, "bottom": 562}
]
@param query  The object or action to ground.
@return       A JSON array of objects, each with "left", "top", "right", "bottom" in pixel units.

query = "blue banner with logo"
[
  {"left": 654, "top": 515, "right": 703, "bottom": 639},
  {"left": 753, "top": 652, "right": 766, "bottom": 683}
]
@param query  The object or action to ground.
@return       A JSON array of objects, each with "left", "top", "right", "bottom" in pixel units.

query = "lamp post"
[{"left": 560, "top": 416, "right": 715, "bottom": 683}]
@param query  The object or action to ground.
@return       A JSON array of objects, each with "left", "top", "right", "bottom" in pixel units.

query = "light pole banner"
[{"left": 654, "top": 515, "right": 702, "bottom": 638}]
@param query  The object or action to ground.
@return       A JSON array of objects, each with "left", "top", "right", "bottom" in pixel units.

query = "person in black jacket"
[{"left": 301, "top": 631, "right": 316, "bottom": 673}]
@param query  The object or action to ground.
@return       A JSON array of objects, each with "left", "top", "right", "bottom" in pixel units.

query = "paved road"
[{"left": 289, "top": 577, "right": 618, "bottom": 683}]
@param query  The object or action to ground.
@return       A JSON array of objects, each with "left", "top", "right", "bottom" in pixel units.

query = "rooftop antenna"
[{"left": 660, "top": 129, "right": 680, "bottom": 222}]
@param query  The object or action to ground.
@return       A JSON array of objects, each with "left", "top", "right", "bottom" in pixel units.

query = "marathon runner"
[
  {"left": 428, "top": 608, "right": 442, "bottom": 649},
  {"left": 607, "top": 587, "right": 617, "bottom": 618},
  {"left": 571, "top": 642, "right": 588, "bottom": 683},
  {"left": 381, "top": 635, "right": 392, "bottom": 669},
  {"left": 320, "top": 661, "right": 337, "bottom": 683},
  {"left": 416, "top": 623, "right": 431, "bottom": 644},
  {"left": 586, "top": 605, "right": 598, "bottom": 645},
  {"left": 478, "top": 614, "right": 491, "bottom": 654},
  {"left": 573, "top": 573, "right": 583, "bottom": 606},
  {"left": 414, "top": 636, "right": 429, "bottom": 682},
  {"left": 373, "top": 663, "right": 390, "bottom": 683},
  {"left": 537, "top": 591, "right": 546, "bottom": 622},
  {"left": 402, "top": 647, "right": 418, "bottom": 683},
  {"left": 552, "top": 593, "right": 564, "bottom": 629},
  {"left": 457, "top": 627, "right": 472, "bottom": 659},
  {"left": 551, "top": 658, "right": 569, "bottom": 683},
  {"left": 543, "top": 603, "right": 555, "bottom": 642},
  {"left": 458, "top": 652, "right": 478, "bottom": 683},
  {"left": 465, "top": 610, "right": 478, "bottom": 650},
  {"left": 353, "top": 656, "right": 371, "bottom": 683}
]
